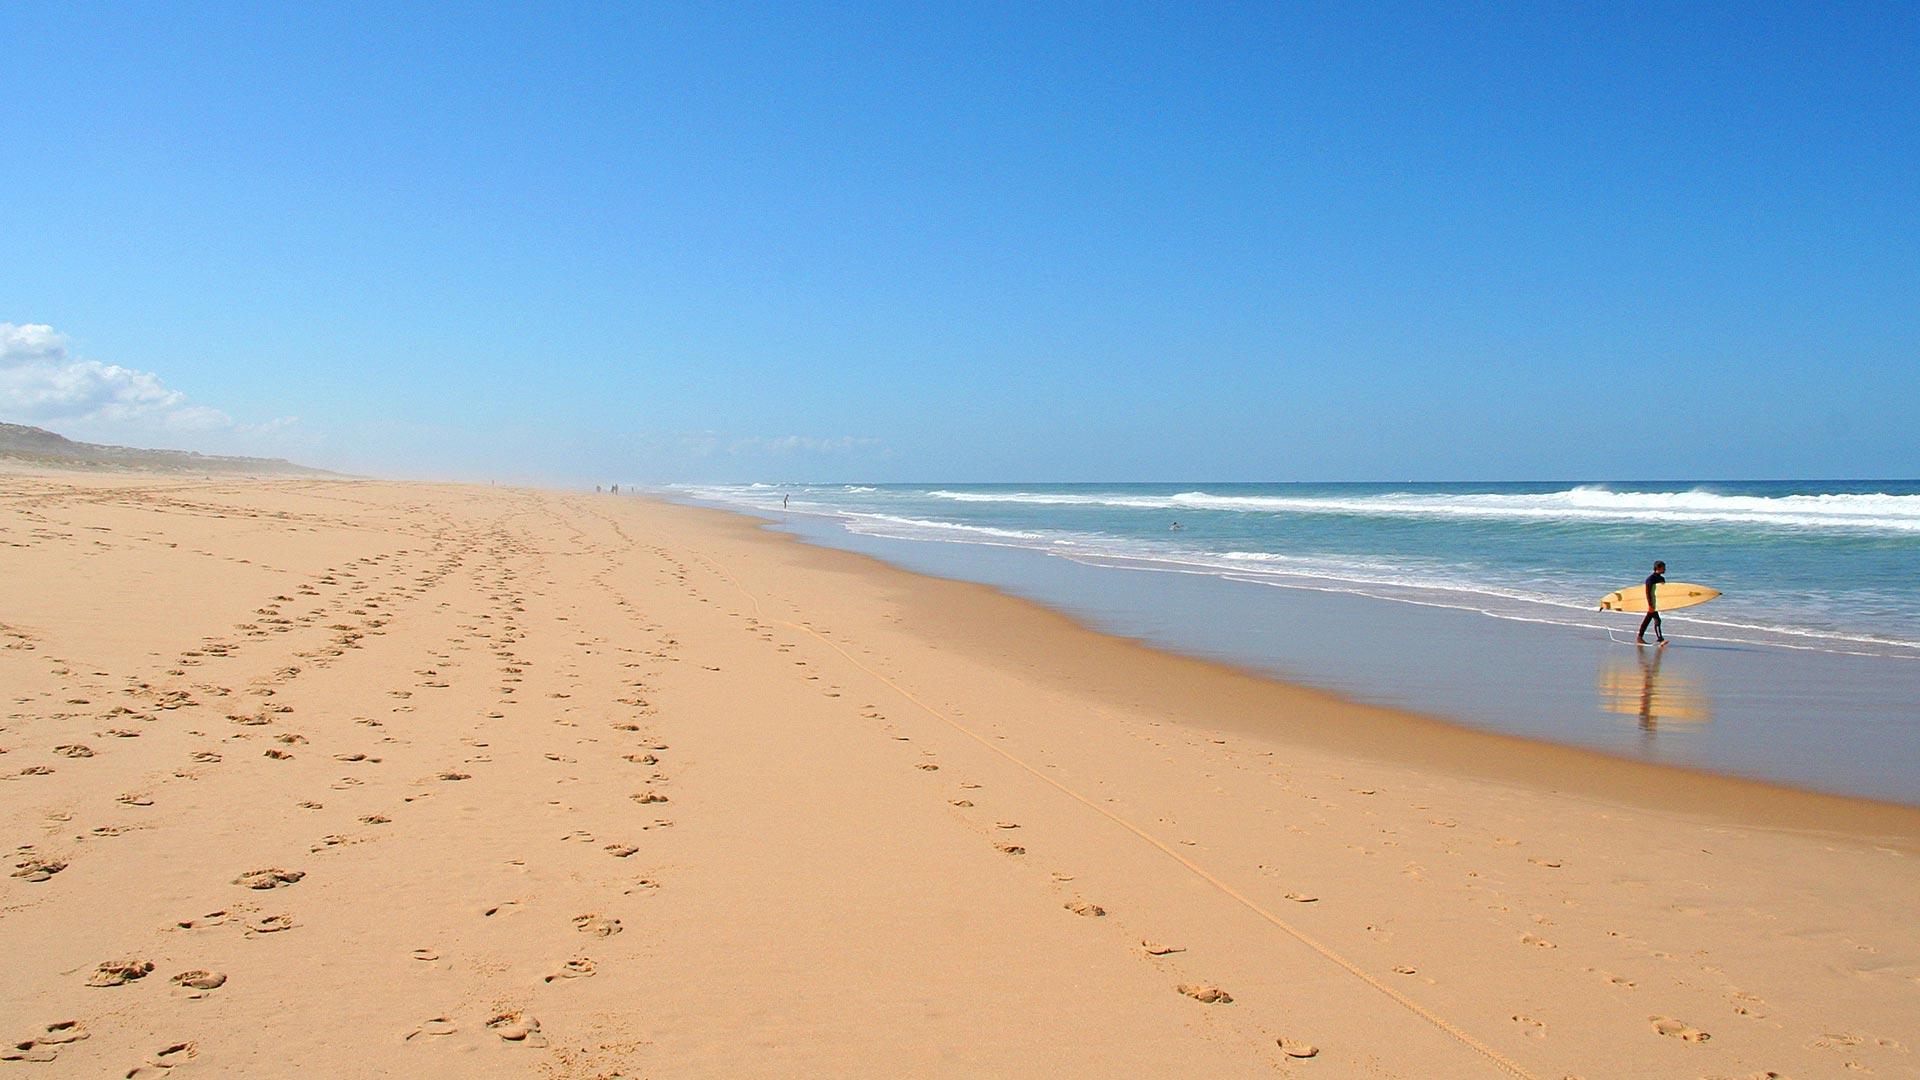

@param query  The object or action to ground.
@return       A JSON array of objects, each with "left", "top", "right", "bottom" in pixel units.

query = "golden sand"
[{"left": 3, "top": 469, "right": 1916, "bottom": 1078}]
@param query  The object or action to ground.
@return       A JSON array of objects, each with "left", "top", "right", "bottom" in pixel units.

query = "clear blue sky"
[{"left": 2, "top": 3, "right": 1914, "bottom": 482}]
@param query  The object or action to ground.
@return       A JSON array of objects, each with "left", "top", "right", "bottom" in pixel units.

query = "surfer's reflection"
[{"left": 1597, "top": 647, "right": 1712, "bottom": 735}]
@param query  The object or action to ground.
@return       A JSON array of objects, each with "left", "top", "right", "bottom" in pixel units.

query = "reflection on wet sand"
[{"left": 1598, "top": 646, "right": 1713, "bottom": 734}]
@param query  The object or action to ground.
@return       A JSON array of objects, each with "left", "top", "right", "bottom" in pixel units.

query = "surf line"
[{"left": 691, "top": 550, "right": 1542, "bottom": 1080}]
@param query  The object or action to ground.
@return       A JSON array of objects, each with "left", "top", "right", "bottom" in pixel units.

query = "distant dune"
[{"left": 0, "top": 421, "right": 332, "bottom": 476}]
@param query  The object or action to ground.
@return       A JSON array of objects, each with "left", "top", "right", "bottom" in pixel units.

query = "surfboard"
[{"left": 1597, "top": 582, "right": 1721, "bottom": 613}]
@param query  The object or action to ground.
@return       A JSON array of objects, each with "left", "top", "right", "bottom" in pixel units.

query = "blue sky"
[{"left": 2, "top": 3, "right": 1914, "bottom": 482}]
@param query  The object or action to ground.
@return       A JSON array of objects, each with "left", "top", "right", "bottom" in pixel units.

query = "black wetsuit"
[{"left": 1638, "top": 572, "right": 1666, "bottom": 642}]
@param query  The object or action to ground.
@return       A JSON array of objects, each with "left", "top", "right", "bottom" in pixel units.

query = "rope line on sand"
[{"left": 690, "top": 551, "right": 1540, "bottom": 1080}]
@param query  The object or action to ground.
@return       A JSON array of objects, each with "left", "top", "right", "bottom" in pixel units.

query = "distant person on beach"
[
  {"left": 1639, "top": 560, "right": 1668, "bottom": 646},
  {"left": 783, "top": 494, "right": 789, "bottom": 509}
]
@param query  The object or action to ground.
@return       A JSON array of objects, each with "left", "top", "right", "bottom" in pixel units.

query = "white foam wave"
[
  {"left": 1060, "top": 546, "right": 1920, "bottom": 658},
  {"left": 926, "top": 487, "right": 1920, "bottom": 532},
  {"left": 838, "top": 512, "right": 1052, "bottom": 543}
]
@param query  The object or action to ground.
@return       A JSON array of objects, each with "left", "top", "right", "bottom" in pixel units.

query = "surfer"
[{"left": 1638, "top": 560, "right": 1668, "bottom": 646}]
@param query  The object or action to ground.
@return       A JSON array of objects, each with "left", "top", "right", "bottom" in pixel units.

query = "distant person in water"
[
  {"left": 783, "top": 494, "right": 789, "bottom": 509},
  {"left": 1169, "top": 521, "right": 1182, "bottom": 531},
  {"left": 1638, "top": 560, "right": 1668, "bottom": 646}
]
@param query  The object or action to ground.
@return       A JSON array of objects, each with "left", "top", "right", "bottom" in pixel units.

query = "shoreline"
[
  {"left": 672, "top": 496, "right": 1920, "bottom": 848},
  {"left": 667, "top": 482, "right": 1920, "bottom": 805},
  {"left": 6, "top": 471, "right": 1917, "bottom": 1078}
]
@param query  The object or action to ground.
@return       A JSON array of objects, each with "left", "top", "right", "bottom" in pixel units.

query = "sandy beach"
[{"left": 3, "top": 469, "right": 1917, "bottom": 1079}]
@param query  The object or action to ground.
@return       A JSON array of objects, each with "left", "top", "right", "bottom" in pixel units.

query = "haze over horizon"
[{"left": 3, "top": 5, "right": 1915, "bottom": 484}]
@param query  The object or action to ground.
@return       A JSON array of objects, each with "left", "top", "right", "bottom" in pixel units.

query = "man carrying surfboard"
[
  {"left": 1598, "top": 571, "right": 1717, "bottom": 641},
  {"left": 1639, "top": 561, "right": 1668, "bottom": 646}
]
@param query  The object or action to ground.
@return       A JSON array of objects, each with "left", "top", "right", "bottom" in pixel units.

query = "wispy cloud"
[
  {"left": 728, "top": 434, "right": 887, "bottom": 457},
  {"left": 0, "top": 322, "right": 293, "bottom": 439}
]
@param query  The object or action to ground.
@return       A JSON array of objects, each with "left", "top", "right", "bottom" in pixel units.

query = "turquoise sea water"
[
  {"left": 672, "top": 481, "right": 1920, "bottom": 801},
  {"left": 684, "top": 481, "right": 1920, "bottom": 656}
]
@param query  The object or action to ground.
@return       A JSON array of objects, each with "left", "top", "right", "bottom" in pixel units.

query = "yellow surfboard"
[{"left": 1597, "top": 582, "right": 1721, "bottom": 613}]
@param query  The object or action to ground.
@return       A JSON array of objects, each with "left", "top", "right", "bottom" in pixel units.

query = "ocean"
[{"left": 670, "top": 481, "right": 1920, "bottom": 802}]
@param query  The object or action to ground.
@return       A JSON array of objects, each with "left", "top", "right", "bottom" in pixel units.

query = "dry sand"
[{"left": 3, "top": 469, "right": 1917, "bottom": 1079}]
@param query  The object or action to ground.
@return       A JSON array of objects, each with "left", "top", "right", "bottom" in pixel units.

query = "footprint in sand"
[
  {"left": 233, "top": 867, "right": 304, "bottom": 889},
  {"left": 1139, "top": 941, "right": 1185, "bottom": 956},
  {"left": 1177, "top": 983, "right": 1232, "bottom": 1003},
  {"left": 487, "top": 1011, "right": 546, "bottom": 1046},
  {"left": 1284, "top": 891, "right": 1319, "bottom": 903},
  {"left": 410, "top": 948, "right": 439, "bottom": 961},
  {"left": 437, "top": 771, "right": 470, "bottom": 781},
  {"left": 1065, "top": 900, "right": 1105, "bottom": 917},
  {"left": 1649, "top": 1015, "right": 1710, "bottom": 1042},
  {"left": 1277, "top": 1037, "right": 1319, "bottom": 1059},
  {"left": 631, "top": 791, "right": 668, "bottom": 804},
  {"left": 245, "top": 914, "right": 295, "bottom": 935},
  {"left": 1512, "top": 1015, "right": 1546, "bottom": 1038},
  {"left": 125, "top": 1041, "right": 196, "bottom": 1077},
  {"left": 406, "top": 1018, "right": 459, "bottom": 1040},
  {"left": 605, "top": 844, "right": 638, "bottom": 858},
  {"left": 543, "top": 958, "right": 595, "bottom": 982},
  {"left": 11, "top": 856, "right": 66, "bottom": 882},
  {"left": 87, "top": 959, "right": 155, "bottom": 987},
  {"left": 1521, "top": 934, "right": 1556, "bottom": 949},
  {"left": 117, "top": 792, "right": 153, "bottom": 806},
  {"left": 995, "top": 842, "right": 1025, "bottom": 855},
  {"left": 175, "top": 910, "right": 230, "bottom": 929},
  {"left": 2, "top": 1020, "right": 88, "bottom": 1062},
  {"left": 170, "top": 970, "right": 226, "bottom": 997},
  {"left": 190, "top": 751, "right": 221, "bottom": 763},
  {"left": 573, "top": 914, "right": 622, "bottom": 936},
  {"left": 54, "top": 744, "right": 94, "bottom": 758}
]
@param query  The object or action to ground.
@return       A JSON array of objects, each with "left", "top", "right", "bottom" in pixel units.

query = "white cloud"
[
  {"left": 0, "top": 322, "right": 291, "bottom": 439},
  {"left": 728, "top": 434, "right": 886, "bottom": 456}
]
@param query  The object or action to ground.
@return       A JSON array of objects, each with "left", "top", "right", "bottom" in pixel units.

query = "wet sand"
[{"left": 3, "top": 469, "right": 1917, "bottom": 1078}]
